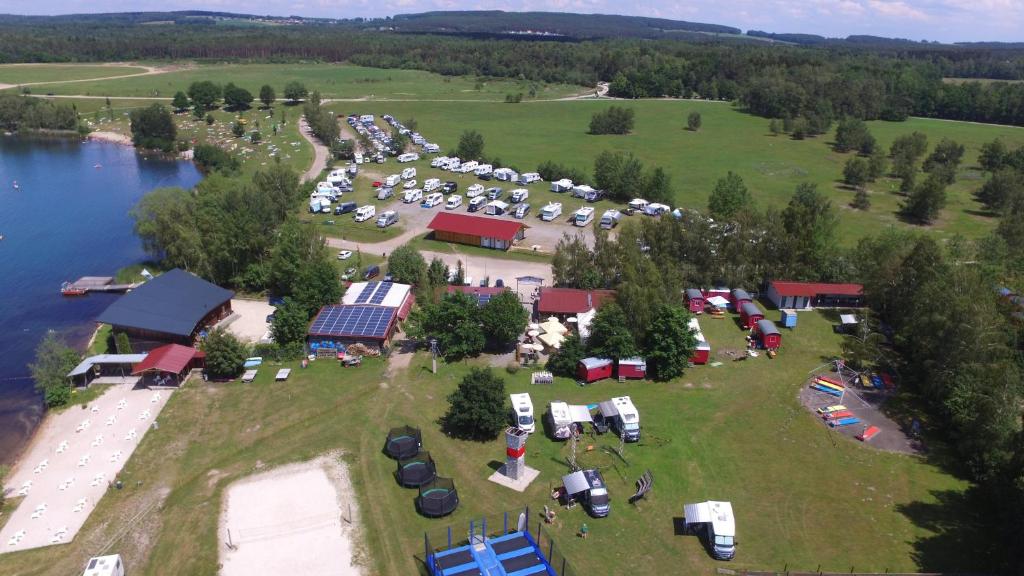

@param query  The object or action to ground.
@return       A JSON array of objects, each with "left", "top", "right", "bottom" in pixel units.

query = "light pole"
[{"left": 430, "top": 338, "right": 438, "bottom": 374}]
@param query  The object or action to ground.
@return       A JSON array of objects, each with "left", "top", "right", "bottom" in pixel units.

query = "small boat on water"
[
  {"left": 12, "top": 181, "right": 19, "bottom": 189},
  {"left": 94, "top": 164, "right": 102, "bottom": 169}
]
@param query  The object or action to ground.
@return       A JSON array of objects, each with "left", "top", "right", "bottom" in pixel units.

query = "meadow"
[
  {"left": 3, "top": 63, "right": 581, "bottom": 101},
  {"left": 0, "top": 64, "right": 148, "bottom": 85},
  {"left": 334, "top": 99, "right": 1024, "bottom": 243},
  {"left": 0, "top": 309, "right": 981, "bottom": 575}
]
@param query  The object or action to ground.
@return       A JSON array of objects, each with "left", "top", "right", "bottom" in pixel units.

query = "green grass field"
[
  {"left": 0, "top": 310, "right": 978, "bottom": 575},
  {"left": 0, "top": 64, "right": 148, "bottom": 85},
  {"left": 329, "top": 100, "right": 1024, "bottom": 243},
  {"left": 2, "top": 63, "right": 581, "bottom": 101}
]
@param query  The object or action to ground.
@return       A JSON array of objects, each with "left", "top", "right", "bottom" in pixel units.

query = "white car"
[
  {"left": 421, "top": 192, "right": 444, "bottom": 208},
  {"left": 403, "top": 189, "right": 423, "bottom": 204},
  {"left": 403, "top": 179, "right": 417, "bottom": 190},
  {"left": 337, "top": 250, "right": 353, "bottom": 260},
  {"left": 445, "top": 195, "right": 463, "bottom": 210}
]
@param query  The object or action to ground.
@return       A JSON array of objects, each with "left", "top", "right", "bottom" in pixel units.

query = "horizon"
[{"left": 0, "top": 3, "right": 1020, "bottom": 44}]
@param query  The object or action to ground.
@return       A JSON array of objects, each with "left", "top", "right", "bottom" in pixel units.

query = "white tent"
[
  {"left": 707, "top": 295, "right": 730, "bottom": 309},
  {"left": 575, "top": 309, "right": 597, "bottom": 341}
]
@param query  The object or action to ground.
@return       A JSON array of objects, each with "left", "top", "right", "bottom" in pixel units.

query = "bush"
[
  {"left": 442, "top": 368, "right": 507, "bottom": 440},
  {"left": 589, "top": 105, "right": 635, "bottom": 135},
  {"left": 202, "top": 328, "right": 247, "bottom": 379},
  {"left": 29, "top": 333, "right": 79, "bottom": 408},
  {"left": 129, "top": 103, "right": 176, "bottom": 152},
  {"left": 193, "top": 144, "right": 240, "bottom": 175},
  {"left": 505, "top": 362, "right": 520, "bottom": 374}
]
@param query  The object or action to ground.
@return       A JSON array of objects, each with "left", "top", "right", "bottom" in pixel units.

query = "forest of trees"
[
  {"left": 1, "top": 21, "right": 1024, "bottom": 126},
  {"left": 0, "top": 94, "right": 79, "bottom": 132}
]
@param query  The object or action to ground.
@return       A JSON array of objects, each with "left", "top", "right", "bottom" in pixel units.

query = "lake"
[{"left": 0, "top": 135, "right": 202, "bottom": 464}]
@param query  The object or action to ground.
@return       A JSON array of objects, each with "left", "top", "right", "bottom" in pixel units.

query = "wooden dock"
[{"left": 61, "top": 276, "right": 139, "bottom": 296}]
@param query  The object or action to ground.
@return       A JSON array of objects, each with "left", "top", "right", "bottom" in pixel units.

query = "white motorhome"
[
  {"left": 376, "top": 210, "right": 399, "bottom": 228},
  {"left": 354, "top": 205, "right": 376, "bottom": 222},
  {"left": 493, "top": 168, "right": 518, "bottom": 182},
  {"left": 403, "top": 179, "right": 418, "bottom": 190},
  {"left": 430, "top": 156, "right": 449, "bottom": 168},
  {"left": 600, "top": 396, "right": 641, "bottom": 442},
  {"left": 397, "top": 152, "right": 419, "bottom": 163},
  {"left": 82, "top": 554, "right": 125, "bottom": 576},
  {"left": 683, "top": 501, "right": 737, "bottom": 560},
  {"left": 628, "top": 198, "right": 650, "bottom": 213},
  {"left": 459, "top": 160, "right": 479, "bottom": 173},
  {"left": 466, "top": 184, "right": 485, "bottom": 198},
  {"left": 401, "top": 167, "right": 417, "bottom": 180},
  {"left": 467, "top": 195, "right": 488, "bottom": 212},
  {"left": 403, "top": 189, "right": 423, "bottom": 204},
  {"left": 600, "top": 209, "right": 622, "bottom": 229},
  {"left": 485, "top": 200, "right": 509, "bottom": 216},
  {"left": 359, "top": 114, "right": 374, "bottom": 123},
  {"left": 510, "top": 393, "right": 535, "bottom": 433},
  {"left": 354, "top": 152, "right": 364, "bottom": 164},
  {"left": 572, "top": 184, "right": 596, "bottom": 198},
  {"left": 423, "top": 178, "right": 442, "bottom": 192},
  {"left": 422, "top": 192, "right": 444, "bottom": 208},
  {"left": 444, "top": 157, "right": 461, "bottom": 171},
  {"left": 540, "top": 202, "right": 563, "bottom": 222},
  {"left": 326, "top": 168, "right": 349, "bottom": 187},
  {"left": 550, "top": 179, "right": 573, "bottom": 193},
  {"left": 445, "top": 195, "right": 463, "bottom": 210},
  {"left": 510, "top": 188, "right": 529, "bottom": 203},
  {"left": 424, "top": 143, "right": 440, "bottom": 153},
  {"left": 316, "top": 181, "right": 338, "bottom": 195},
  {"left": 474, "top": 164, "right": 493, "bottom": 176},
  {"left": 573, "top": 206, "right": 595, "bottom": 227},
  {"left": 645, "top": 202, "right": 671, "bottom": 216},
  {"left": 385, "top": 174, "right": 401, "bottom": 187},
  {"left": 548, "top": 401, "right": 573, "bottom": 440},
  {"left": 309, "top": 198, "right": 324, "bottom": 213},
  {"left": 518, "top": 172, "right": 541, "bottom": 185}
]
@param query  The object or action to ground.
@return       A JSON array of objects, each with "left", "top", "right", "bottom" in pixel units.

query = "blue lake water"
[{"left": 0, "top": 135, "right": 202, "bottom": 464}]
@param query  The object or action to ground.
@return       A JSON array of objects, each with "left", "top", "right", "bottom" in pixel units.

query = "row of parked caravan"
[
  {"left": 309, "top": 166, "right": 357, "bottom": 213},
  {"left": 382, "top": 114, "right": 439, "bottom": 154}
]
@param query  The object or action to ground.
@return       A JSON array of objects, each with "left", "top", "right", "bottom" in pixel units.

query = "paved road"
[{"left": 298, "top": 116, "right": 330, "bottom": 184}]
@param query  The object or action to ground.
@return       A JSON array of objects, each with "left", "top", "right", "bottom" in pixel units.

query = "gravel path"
[{"left": 299, "top": 116, "right": 330, "bottom": 184}]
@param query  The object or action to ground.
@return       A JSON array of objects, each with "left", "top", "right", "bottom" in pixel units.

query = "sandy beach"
[{"left": 86, "top": 131, "right": 133, "bottom": 146}]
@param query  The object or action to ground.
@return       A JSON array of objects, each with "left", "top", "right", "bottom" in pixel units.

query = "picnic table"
[
  {"left": 242, "top": 369, "right": 258, "bottom": 383},
  {"left": 275, "top": 368, "right": 291, "bottom": 381}
]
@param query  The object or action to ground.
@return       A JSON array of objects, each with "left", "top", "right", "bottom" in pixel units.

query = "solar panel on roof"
[
  {"left": 370, "top": 282, "right": 394, "bottom": 305},
  {"left": 310, "top": 305, "right": 396, "bottom": 338},
  {"left": 354, "top": 281, "right": 379, "bottom": 304}
]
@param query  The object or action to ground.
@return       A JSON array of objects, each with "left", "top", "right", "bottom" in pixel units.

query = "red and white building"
[{"left": 765, "top": 281, "right": 865, "bottom": 310}]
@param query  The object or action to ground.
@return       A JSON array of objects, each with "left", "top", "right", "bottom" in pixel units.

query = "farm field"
[
  {"left": 335, "top": 99, "right": 1024, "bottom": 243},
  {"left": 0, "top": 310, "right": 983, "bottom": 575},
  {"left": 1, "top": 63, "right": 581, "bottom": 101},
  {"left": 0, "top": 63, "right": 149, "bottom": 85}
]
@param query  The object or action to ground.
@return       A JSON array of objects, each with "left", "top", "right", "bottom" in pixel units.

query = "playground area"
[
  {"left": 218, "top": 456, "right": 365, "bottom": 576},
  {"left": 0, "top": 384, "right": 171, "bottom": 552},
  {"left": 799, "top": 366, "right": 920, "bottom": 454}
]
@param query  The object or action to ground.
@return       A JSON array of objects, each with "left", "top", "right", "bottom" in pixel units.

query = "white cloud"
[{"left": 866, "top": 0, "right": 930, "bottom": 20}]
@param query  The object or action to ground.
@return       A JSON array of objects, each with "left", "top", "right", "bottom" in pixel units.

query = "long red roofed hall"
[
  {"left": 427, "top": 212, "right": 527, "bottom": 251},
  {"left": 537, "top": 287, "right": 616, "bottom": 317},
  {"left": 766, "top": 281, "right": 865, "bottom": 309},
  {"left": 131, "top": 344, "right": 205, "bottom": 386}
]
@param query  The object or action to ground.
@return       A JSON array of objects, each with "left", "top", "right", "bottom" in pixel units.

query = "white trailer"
[
  {"left": 397, "top": 152, "right": 419, "bottom": 163},
  {"left": 683, "top": 501, "right": 737, "bottom": 560},
  {"left": 628, "top": 198, "right": 650, "bottom": 213},
  {"left": 466, "top": 183, "right": 485, "bottom": 198},
  {"left": 540, "top": 202, "right": 563, "bottom": 222},
  {"left": 550, "top": 179, "right": 573, "bottom": 193},
  {"left": 385, "top": 174, "right": 401, "bottom": 187},
  {"left": 518, "top": 172, "right": 541, "bottom": 185},
  {"left": 475, "top": 164, "right": 493, "bottom": 176},
  {"left": 424, "top": 178, "right": 442, "bottom": 192},
  {"left": 510, "top": 393, "right": 535, "bottom": 434},
  {"left": 485, "top": 200, "right": 510, "bottom": 216},
  {"left": 549, "top": 401, "right": 573, "bottom": 440},
  {"left": 572, "top": 184, "right": 596, "bottom": 198},
  {"left": 430, "top": 156, "right": 449, "bottom": 168},
  {"left": 82, "top": 554, "right": 125, "bottom": 576}
]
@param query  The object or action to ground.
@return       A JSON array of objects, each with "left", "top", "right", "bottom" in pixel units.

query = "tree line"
[
  {"left": 0, "top": 94, "right": 80, "bottom": 132},
  {"left": 2, "top": 22, "right": 1024, "bottom": 125}
]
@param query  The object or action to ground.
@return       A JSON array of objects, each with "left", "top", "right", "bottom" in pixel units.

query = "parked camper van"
[
  {"left": 309, "top": 198, "right": 324, "bottom": 213},
  {"left": 459, "top": 160, "right": 479, "bottom": 174},
  {"left": 572, "top": 207, "right": 595, "bottom": 227},
  {"left": 475, "top": 164, "right": 493, "bottom": 177},
  {"left": 645, "top": 202, "right": 671, "bottom": 216},
  {"left": 494, "top": 168, "right": 517, "bottom": 182},
  {"left": 81, "top": 554, "right": 125, "bottom": 576},
  {"left": 423, "top": 178, "right": 442, "bottom": 193},
  {"left": 562, "top": 469, "right": 610, "bottom": 518},
  {"left": 510, "top": 393, "right": 535, "bottom": 434},
  {"left": 403, "top": 179, "right": 418, "bottom": 190},
  {"left": 385, "top": 174, "right": 401, "bottom": 187},
  {"left": 467, "top": 196, "right": 487, "bottom": 212},
  {"left": 403, "top": 189, "right": 423, "bottom": 204},
  {"left": 445, "top": 195, "right": 463, "bottom": 210},
  {"left": 600, "top": 209, "right": 622, "bottom": 229},
  {"left": 421, "top": 192, "right": 444, "bottom": 208},
  {"left": 424, "top": 143, "right": 440, "bottom": 154},
  {"left": 628, "top": 198, "right": 650, "bottom": 214},
  {"left": 598, "top": 396, "right": 641, "bottom": 442},
  {"left": 430, "top": 156, "right": 449, "bottom": 168},
  {"left": 510, "top": 188, "right": 529, "bottom": 203},
  {"left": 376, "top": 210, "right": 398, "bottom": 228},
  {"left": 397, "top": 152, "right": 419, "bottom": 163},
  {"left": 684, "top": 501, "right": 737, "bottom": 560},
  {"left": 401, "top": 167, "right": 417, "bottom": 180},
  {"left": 376, "top": 187, "right": 393, "bottom": 201},
  {"left": 334, "top": 201, "right": 358, "bottom": 215},
  {"left": 444, "top": 157, "right": 461, "bottom": 171},
  {"left": 354, "top": 205, "right": 376, "bottom": 222},
  {"left": 466, "top": 184, "right": 485, "bottom": 198},
  {"left": 518, "top": 172, "right": 541, "bottom": 185},
  {"left": 540, "top": 202, "right": 563, "bottom": 222},
  {"left": 487, "top": 187, "right": 504, "bottom": 200},
  {"left": 513, "top": 203, "right": 531, "bottom": 219},
  {"left": 485, "top": 200, "right": 509, "bottom": 216},
  {"left": 354, "top": 152, "right": 363, "bottom": 164},
  {"left": 550, "top": 179, "right": 573, "bottom": 193},
  {"left": 548, "top": 401, "right": 573, "bottom": 440}
]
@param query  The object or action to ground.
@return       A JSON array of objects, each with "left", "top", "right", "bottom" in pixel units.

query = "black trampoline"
[
  {"left": 396, "top": 450, "right": 437, "bottom": 487},
  {"left": 385, "top": 425, "right": 422, "bottom": 460},
  {"left": 417, "top": 477, "right": 460, "bottom": 517},
  {"left": 490, "top": 534, "right": 529, "bottom": 556}
]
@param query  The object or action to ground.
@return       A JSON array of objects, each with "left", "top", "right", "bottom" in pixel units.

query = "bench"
[{"left": 629, "top": 469, "right": 654, "bottom": 504}]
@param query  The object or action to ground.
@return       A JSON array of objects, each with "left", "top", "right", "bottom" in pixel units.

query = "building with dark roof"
[
  {"left": 446, "top": 285, "right": 509, "bottom": 306},
  {"left": 766, "top": 281, "right": 865, "bottom": 310},
  {"left": 427, "top": 213, "right": 526, "bottom": 251},
  {"left": 96, "top": 269, "right": 234, "bottom": 351},
  {"left": 537, "top": 287, "right": 615, "bottom": 318},
  {"left": 307, "top": 281, "right": 414, "bottom": 353}
]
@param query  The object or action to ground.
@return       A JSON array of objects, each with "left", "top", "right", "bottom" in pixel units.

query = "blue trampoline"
[{"left": 428, "top": 531, "right": 556, "bottom": 576}]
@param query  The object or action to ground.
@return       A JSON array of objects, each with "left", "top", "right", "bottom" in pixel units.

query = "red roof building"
[
  {"left": 766, "top": 281, "right": 865, "bottom": 309},
  {"left": 537, "top": 288, "right": 616, "bottom": 317},
  {"left": 427, "top": 213, "right": 527, "bottom": 251},
  {"left": 131, "top": 343, "right": 205, "bottom": 386}
]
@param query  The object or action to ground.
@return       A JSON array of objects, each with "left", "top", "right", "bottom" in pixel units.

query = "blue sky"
[{"left": 5, "top": 0, "right": 1021, "bottom": 43}]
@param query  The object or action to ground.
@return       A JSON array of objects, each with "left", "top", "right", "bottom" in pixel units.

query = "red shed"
[
  {"left": 739, "top": 301, "right": 764, "bottom": 329},
  {"left": 755, "top": 319, "right": 782, "bottom": 350},
  {"left": 685, "top": 288, "right": 705, "bottom": 314},
  {"left": 689, "top": 318, "right": 711, "bottom": 365},
  {"left": 577, "top": 357, "right": 614, "bottom": 383},
  {"left": 731, "top": 288, "right": 752, "bottom": 309},
  {"left": 617, "top": 357, "right": 647, "bottom": 379}
]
